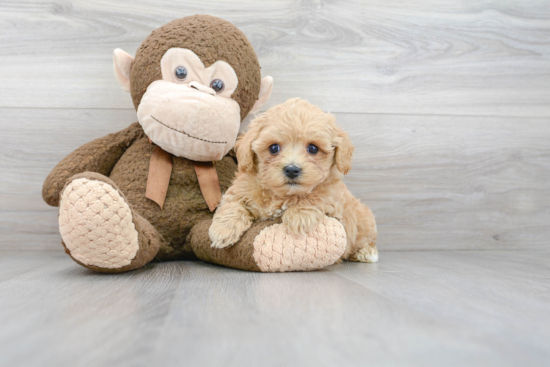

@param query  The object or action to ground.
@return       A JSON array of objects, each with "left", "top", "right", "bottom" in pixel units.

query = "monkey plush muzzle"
[{"left": 137, "top": 79, "right": 241, "bottom": 161}]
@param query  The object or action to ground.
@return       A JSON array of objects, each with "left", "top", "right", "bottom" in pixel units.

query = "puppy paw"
[
  {"left": 350, "top": 246, "right": 379, "bottom": 263},
  {"left": 209, "top": 218, "right": 251, "bottom": 249},
  {"left": 282, "top": 207, "right": 323, "bottom": 236}
]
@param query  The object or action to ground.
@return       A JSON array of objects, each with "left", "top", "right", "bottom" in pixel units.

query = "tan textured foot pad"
[
  {"left": 252, "top": 216, "right": 347, "bottom": 272},
  {"left": 59, "top": 178, "right": 139, "bottom": 269}
]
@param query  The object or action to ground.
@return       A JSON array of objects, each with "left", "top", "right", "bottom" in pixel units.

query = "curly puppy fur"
[{"left": 209, "top": 98, "right": 378, "bottom": 262}]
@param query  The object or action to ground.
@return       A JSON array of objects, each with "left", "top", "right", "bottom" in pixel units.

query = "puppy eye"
[
  {"left": 174, "top": 66, "right": 188, "bottom": 80},
  {"left": 307, "top": 144, "right": 319, "bottom": 155},
  {"left": 269, "top": 144, "right": 280, "bottom": 155},
  {"left": 210, "top": 79, "right": 225, "bottom": 93}
]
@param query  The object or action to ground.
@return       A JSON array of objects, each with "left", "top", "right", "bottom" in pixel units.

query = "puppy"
[{"left": 209, "top": 98, "right": 378, "bottom": 263}]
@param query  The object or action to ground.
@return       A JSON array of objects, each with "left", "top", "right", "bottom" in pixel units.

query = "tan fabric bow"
[{"left": 145, "top": 145, "right": 222, "bottom": 211}]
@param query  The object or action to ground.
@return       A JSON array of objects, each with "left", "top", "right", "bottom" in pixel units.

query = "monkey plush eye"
[
  {"left": 307, "top": 144, "right": 319, "bottom": 155},
  {"left": 210, "top": 79, "right": 225, "bottom": 93},
  {"left": 174, "top": 66, "right": 188, "bottom": 80},
  {"left": 269, "top": 144, "right": 280, "bottom": 155}
]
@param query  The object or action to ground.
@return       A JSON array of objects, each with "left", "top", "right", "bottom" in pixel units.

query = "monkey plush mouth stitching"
[{"left": 151, "top": 115, "right": 227, "bottom": 144}]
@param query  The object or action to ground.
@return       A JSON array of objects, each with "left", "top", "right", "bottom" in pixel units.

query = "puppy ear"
[
  {"left": 333, "top": 127, "right": 355, "bottom": 175},
  {"left": 235, "top": 122, "right": 259, "bottom": 174}
]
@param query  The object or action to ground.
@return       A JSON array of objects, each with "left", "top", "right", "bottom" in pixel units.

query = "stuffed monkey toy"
[{"left": 42, "top": 15, "right": 346, "bottom": 273}]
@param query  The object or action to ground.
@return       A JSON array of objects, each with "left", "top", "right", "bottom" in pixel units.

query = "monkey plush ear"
[
  {"left": 248, "top": 76, "right": 274, "bottom": 116},
  {"left": 113, "top": 49, "right": 134, "bottom": 93}
]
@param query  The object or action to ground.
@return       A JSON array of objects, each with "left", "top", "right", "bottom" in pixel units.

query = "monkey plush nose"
[
  {"left": 284, "top": 165, "right": 301, "bottom": 179},
  {"left": 189, "top": 81, "right": 216, "bottom": 96}
]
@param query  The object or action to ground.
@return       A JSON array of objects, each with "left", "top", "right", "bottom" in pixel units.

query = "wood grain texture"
[
  {"left": 0, "top": 249, "right": 549, "bottom": 367},
  {"left": 0, "top": 0, "right": 549, "bottom": 116},
  {"left": 1, "top": 108, "right": 548, "bottom": 251},
  {"left": 340, "top": 113, "right": 550, "bottom": 250}
]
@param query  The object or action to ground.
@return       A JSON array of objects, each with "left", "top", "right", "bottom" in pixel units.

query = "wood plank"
[
  {"left": 0, "top": 250, "right": 549, "bottom": 366},
  {"left": 0, "top": 0, "right": 549, "bottom": 116},
  {"left": 331, "top": 251, "right": 550, "bottom": 366},
  {"left": 0, "top": 251, "right": 185, "bottom": 367},
  {"left": 1, "top": 108, "right": 549, "bottom": 251},
  {"left": 339, "top": 113, "right": 550, "bottom": 250},
  {"left": 0, "top": 250, "right": 66, "bottom": 282}
]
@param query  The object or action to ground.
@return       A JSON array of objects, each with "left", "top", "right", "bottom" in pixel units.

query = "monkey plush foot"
[
  {"left": 58, "top": 172, "right": 161, "bottom": 273},
  {"left": 189, "top": 216, "right": 346, "bottom": 272}
]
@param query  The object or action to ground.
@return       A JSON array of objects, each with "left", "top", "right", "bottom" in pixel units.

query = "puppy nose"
[{"left": 284, "top": 165, "right": 301, "bottom": 179}]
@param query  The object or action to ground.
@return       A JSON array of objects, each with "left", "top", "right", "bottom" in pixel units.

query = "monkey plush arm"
[
  {"left": 42, "top": 122, "right": 146, "bottom": 206},
  {"left": 189, "top": 216, "right": 347, "bottom": 272}
]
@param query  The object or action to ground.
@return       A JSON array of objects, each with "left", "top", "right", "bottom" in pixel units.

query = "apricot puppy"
[{"left": 209, "top": 98, "right": 378, "bottom": 263}]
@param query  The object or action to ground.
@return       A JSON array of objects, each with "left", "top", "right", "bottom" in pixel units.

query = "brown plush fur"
[
  {"left": 42, "top": 15, "right": 266, "bottom": 271},
  {"left": 131, "top": 15, "right": 261, "bottom": 120},
  {"left": 107, "top": 133, "right": 238, "bottom": 260},
  {"left": 43, "top": 122, "right": 238, "bottom": 264},
  {"left": 188, "top": 218, "right": 283, "bottom": 272},
  {"left": 210, "top": 99, "right": 378, "bottom": 262},
  {"left": 42, "top": 122, "right": 146, "bottom": 207}
]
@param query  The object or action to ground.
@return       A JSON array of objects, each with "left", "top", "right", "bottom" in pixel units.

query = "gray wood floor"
[
  {"left": 1, "top": 1, "right": 550, "bottom": 366},
  {"left": 1, "top": 248, "right": 549, "bottom": 367}
]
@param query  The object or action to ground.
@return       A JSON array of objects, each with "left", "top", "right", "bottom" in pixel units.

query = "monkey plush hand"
[{"left": 42, "top": 15, "right": 346, "bottom": 273}]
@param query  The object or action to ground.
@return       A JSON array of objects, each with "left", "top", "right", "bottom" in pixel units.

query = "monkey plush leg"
[
  {"left": 188, "top": 216, "right": 346, "bottom": 272},
  {"left": 58, "top": 172, "right": 163, "bottom": 273}
]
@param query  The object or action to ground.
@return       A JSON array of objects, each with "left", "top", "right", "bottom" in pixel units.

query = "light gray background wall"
[{"left": 1, "top": 0, "right": 549, "bottom": 251}]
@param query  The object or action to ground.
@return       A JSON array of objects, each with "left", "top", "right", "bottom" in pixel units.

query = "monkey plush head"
[{"left": 112, "top": 15, "right": 273, "bottom": 161}]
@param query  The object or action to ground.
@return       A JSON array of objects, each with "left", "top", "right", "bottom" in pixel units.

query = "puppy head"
[{"left": 236, "top": 98, "right": 354, "bottom": 196}]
